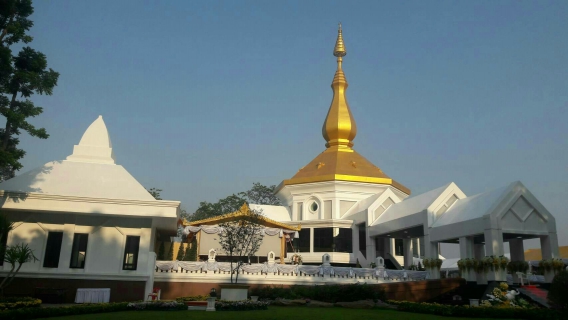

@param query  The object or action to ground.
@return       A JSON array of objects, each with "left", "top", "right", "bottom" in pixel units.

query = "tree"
[
  {"left": 0, "top": 214, "right": 14, "bottom": 267},
  {"left": 0, "top": 243, "right": 38, "bottom": 294},
  {"left": 184, "top": 237, "right": 197, "bottom": 261},
  {"left": 166, "top": 242, "right": 174, "bottom": 260},
  {"left": 176, "top": 242, "right": 185, "bottom": 261},
  {"left": 188, "top": 182, "right": 281, "bottom": 221},
  {"left": 147, "top": 188, "right": 162, "bottom": 200},
  {"left": 239, "top": 182, "right": 282, "bottom": 206},
  {"left": 217, "top": 208, "right": 264, "bottom": 284},
  {"left": 156, "top": 241, "right": 165, "bottom": 261},
  {"left": 0, "top": 1, "right": 59, "bottom": 178}
]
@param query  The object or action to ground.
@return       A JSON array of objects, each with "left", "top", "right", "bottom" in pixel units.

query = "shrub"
[
  {"left": 249, "top": 284, "right": 385, "bottom": 303},
  {"left": 0, "top": 302, "right": 129, "bottom": 320},
  {"left": 549, "top": 270, "right": 568, "bottom": 310},
  {"left": 0, "top": 297, "right": 41, "bottom": 311},
  {"left": 175, "top": 295, "right": 210, "bottom": 302},
  {"left": 216, "top": 300, "right": 269, "bottom": 311},
  {"left": 389, "top": 300, "right": 562, "bottom": 320}
]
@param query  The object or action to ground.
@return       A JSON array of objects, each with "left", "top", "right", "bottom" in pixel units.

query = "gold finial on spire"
[
  {"left": 322, "top": 23, "right": 357, "bottom": 151},
  {"left": 333, "top": 22, "right": 346, "bottom": 57}
]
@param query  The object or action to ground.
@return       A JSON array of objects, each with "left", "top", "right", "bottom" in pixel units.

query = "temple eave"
[{"left": 280, "top": 175, "right": 410, "bottom": 195}]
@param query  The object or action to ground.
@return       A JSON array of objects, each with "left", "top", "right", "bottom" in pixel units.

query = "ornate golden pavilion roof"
[
  {"left": 181, "top": 203, "right": 301, "bottom": 231},
  {"left": 279, "top": 24, "right": 410, "bottom": 195}
]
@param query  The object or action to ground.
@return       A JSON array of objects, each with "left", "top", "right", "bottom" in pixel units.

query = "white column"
[
  {"left": 403, "top": 238, "right": 412, "bottom": 269},
  {"left": 459, "top": 236, "right": 475, "bottom": 282},
  {"left": 423, "top": 234, "right": 440, "bottom": 279},
  {"left": 366, "top": 232, "right": 376, "bottom": 265},
  {"left": 484, "top": 228, "right": 505, "bottom": 281},
  {"left": 144, "top": 252, "right": 157, "bottom": 301},
  {"left": 309, "top": 228, "right": 314, "bottom": 253},
  {"left": 509, "top": 238, "right": 525, "bottom": 284},
  {"left": 58, "top": 224, "right": 75, "bottom": 271},
  {"left": 540, "top": 233, "right": 560, "bottom": 283},
  {"left": 474, "top": 244, "right": 487, "bottom": 284}
]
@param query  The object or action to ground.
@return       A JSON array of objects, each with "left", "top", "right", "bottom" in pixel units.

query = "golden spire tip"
[{"left": 333, "top": 23, "right": 346, "bottom": 57}]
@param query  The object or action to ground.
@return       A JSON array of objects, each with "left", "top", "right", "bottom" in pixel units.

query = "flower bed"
[
  {"left": 126, "top": 300, "right": 186, "bottom": 311},
  {"left": 0, "top": 297, "right": 42, "bottom": 311},
  {"left": 0, "top": 302, "right": 129, "bottom": 320},
  {"left": 215, "top": 300, "right": 269, "bottom": 311},
  {"left": 481, "top": 282, "right": 530, "bottom": 308},
  {"left": 388, "top": 300, "right": 562, "bottom": 320}
]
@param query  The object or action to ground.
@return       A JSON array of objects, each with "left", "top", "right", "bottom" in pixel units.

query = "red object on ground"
[{"left": 523, "top": 286, "right": 548, "bottom": 299}]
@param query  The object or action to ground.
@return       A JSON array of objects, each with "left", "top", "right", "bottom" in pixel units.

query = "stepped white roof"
[{"left": 0, "top": 116, "right": 155, "bottom": 201}]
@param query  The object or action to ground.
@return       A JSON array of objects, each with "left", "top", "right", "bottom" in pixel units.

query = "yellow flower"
[{"left": 499, "top": 282, "right": 509, "bottom": 290}]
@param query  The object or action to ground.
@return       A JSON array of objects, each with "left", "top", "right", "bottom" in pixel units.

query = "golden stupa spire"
[{"left": 322, "top": 23, "right": 357, "bottom": 151}]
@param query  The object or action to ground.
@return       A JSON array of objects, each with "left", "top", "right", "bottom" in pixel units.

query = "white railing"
[{"left": 154, "top": 260, "right": 428, "bottom": 283}]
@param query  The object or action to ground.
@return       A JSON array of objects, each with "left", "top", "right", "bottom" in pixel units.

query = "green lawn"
[{"left": 45, "top": 306, "right": 512, "bottom": 320}]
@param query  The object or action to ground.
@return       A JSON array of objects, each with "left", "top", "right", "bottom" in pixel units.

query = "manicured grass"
[{"left": 46, "top": 306, "right": 513, "bottom": 320}]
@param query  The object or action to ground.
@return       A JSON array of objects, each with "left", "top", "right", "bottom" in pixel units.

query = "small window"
[
  {"left": 310, "top": 202, "right": 318, "bottom": 213},
  {"left": 69, "top": 233, "right": 89, "bottom": 269},
  {"left": 123, "top": 236, "right": 140, "bottom": 270},
  {"left": 43, "top": 232, "right": 64, "bottom": 268}
]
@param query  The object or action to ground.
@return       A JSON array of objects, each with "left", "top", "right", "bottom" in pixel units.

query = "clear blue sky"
[{"left": 17, "top": 1, "right": 568, "bottom": 256}]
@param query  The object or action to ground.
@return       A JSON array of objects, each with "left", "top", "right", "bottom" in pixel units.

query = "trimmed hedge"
[
  {"left": 0, "top": 297, "right": 42, "bottom": 311},
  {"left": 250, "top": 284, "right": 386, "bottom": 303},
  {"left": 175, "top": 295, "right": 210, "bottom": 302},
  {"left": 0, "top": 302, "right": 129, "bottom": 320},
  {"left": 549, "top": 270, "right": 568, "bottom": 310},
  {"left": 389, "top": 300, "right": 564, "bottom": 320}
]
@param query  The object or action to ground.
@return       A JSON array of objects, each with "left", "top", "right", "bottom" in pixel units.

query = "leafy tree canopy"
[
  {"left": 0, "top": 0, "right": 59, "bottom": 180},
  {"left": 188, "top": 182, "right": 282, "bottom": 221},
  {"left": 147, "top": 187, "right": 163, "bottom": 200}
]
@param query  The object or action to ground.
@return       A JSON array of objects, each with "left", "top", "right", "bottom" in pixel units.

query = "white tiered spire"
[{"left": 66, "top": 115, "right": 116, "bottom": 164}]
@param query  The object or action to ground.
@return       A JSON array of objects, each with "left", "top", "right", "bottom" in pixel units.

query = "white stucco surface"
[
  {"left": 249, "top": 204, "right": 291, "bottom": 222},
  {"left": 431, "top": 184, "right": 510, "bottom": 228},
  {"left": 373, "top": 183, "right": 452, "bottom": 225},
  {"left": 0, "top": 160, "right": 155, "bottom": 201}
]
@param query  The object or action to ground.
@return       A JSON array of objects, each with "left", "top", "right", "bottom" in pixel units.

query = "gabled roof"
[
  {"left": 373, "top": 183, "right": 452, "bottom": 225},
  {"left": 431, "top": 184, "right": 510, "bottom": 228},
  {"left": 0, "top": 116, "right": 156, "bottom": 201},
  {"left": 183, "top": 203, "right": 301, "bottom": 231}
]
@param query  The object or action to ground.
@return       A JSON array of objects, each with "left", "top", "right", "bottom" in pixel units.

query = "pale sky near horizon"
[{"left": 11, "top": 1, "right": 568, "bottom": 257}]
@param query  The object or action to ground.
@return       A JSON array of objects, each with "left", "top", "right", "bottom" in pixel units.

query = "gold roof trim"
[{"left": 182, "top": 203, "right": 301, "bottom": 231}]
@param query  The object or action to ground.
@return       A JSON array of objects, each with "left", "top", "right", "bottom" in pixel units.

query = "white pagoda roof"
[{"left": 0, "top": 116, "right": 155, "bottom": 201}]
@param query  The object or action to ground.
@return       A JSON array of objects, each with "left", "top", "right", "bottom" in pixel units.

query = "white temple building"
[
  {"left": 0, "top": 25, "right": 562, "bottom": 301},
  {"left": 0, "top": 116, "right": 180, "bottom": 301},
  {"left": 238, "top": 25, "right": 561, "bottom": 283}
]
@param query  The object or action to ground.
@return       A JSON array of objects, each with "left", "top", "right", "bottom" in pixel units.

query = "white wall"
[{"left": 1, "top": 212, "right": 153, "bottom": 280}]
